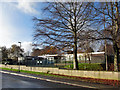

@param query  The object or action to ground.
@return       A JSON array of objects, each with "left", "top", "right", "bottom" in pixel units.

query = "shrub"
[
  {"left": 64, "top": 63, "right": 103, "bottom": 71},
  {"left": 65, "top": 63, "right": 120, "bottom": 71}
]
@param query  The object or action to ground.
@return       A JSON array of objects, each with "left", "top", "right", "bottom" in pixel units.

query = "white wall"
[{"left": 1, "top": 64, "right": 120, "bottom": 80}]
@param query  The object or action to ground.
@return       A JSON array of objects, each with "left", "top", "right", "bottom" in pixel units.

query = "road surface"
[
  {"left": 1, "top": 70, "right": 119, "bottom": 90},
  {"left": 1, "top": 72, "right": 95, "bottom": 89}
]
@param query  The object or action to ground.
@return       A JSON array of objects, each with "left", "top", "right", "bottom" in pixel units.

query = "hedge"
[
  {"left": 64, "top": 63, "right": 120, "bottom": 71},
  {"left": 64, "top": 63, "right": 104, "bottom": 71}
]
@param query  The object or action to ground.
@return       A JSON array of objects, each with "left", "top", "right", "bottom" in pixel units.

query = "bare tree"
[
  {"left": 33, "top": 2, "right": 93, "bottom": 69},
  {"left": 91, "top": 2, "right": 120, "bottom": 71}
]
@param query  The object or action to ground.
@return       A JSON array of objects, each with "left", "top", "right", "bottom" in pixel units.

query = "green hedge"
[{"left": 64, "top": 63, "right": 104, "bottom": 71}]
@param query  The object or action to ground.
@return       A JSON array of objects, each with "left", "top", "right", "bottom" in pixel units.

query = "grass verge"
[
  {"left": 0, "top": 67, "right": 76, "bottom": 79},
  {"left": 0, "top": 67, "right": 120, "bottom": 86}
]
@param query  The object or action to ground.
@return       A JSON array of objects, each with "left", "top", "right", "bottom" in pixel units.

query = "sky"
[
  {"left": 0, "top": 1, "right": 45, "bottom": 53},
  {"left": 0, "top": 0, "right": 101, "bottom": 53},
  {"left": 0, "top": 0, "right": 116, "bottom": 53}
]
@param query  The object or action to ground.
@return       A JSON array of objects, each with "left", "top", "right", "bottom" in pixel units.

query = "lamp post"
[
  {"left": 103, "top": 10, "right": 108, "bottom": 71},
  {"left": 18, "top": 42, "right": 21, "bottom": 72}
]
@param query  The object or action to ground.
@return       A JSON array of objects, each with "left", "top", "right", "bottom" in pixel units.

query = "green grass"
[
  {"left": 0, "top": 67, "right": 19, "bottom": 72},
  {"left": 0, "top": 67, "right": 77, "bottom": 79}
]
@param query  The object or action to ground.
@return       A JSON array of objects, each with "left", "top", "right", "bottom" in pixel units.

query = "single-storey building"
[
  {"left": 19, "top": 51, "right": 119, "bottom": 66},
  {"left": 35, "top": 52, "right": 107, "bottom": 64},
  {"left": 63, "top": 52, "right": 106, "bottom": 63},
  {"left": 38, "top": 54, "right": 64, "bottom": 63}
]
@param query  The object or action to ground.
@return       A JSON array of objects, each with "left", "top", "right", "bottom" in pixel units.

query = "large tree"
[
  {"left": 8, "top": 44, "right": 24, "bottom": 60},
  {"left": 33, "top": 2, "right": 93, "bottom": 69},
  {"left": 0, "top": 46, "right": 8, "bottom": 60}
]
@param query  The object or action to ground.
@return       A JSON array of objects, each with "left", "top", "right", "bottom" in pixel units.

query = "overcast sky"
[{"left": 0, "top": 1, "right": 45, "bottom": 52}]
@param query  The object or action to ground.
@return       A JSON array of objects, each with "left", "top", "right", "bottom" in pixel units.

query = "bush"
[
  {"left": 65, "top": 63, "right": 120, "bottom": 71},
  {"left": 64, "top": 63, "right": 104, "bottom": 71}
]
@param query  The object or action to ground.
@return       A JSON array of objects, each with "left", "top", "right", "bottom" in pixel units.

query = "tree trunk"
[
  {"left": 114, "top": 2, "right": 119, "bottom": 72},
  {"left": 88, "top": 54, "right": 91, "bottom": 64},
  {"left": 85, "top": 54, "right": 87, "bottom": 63},
  {"left": 73, "top": 32, "right": 79, "bottom": 70},
  {"left": 113, "top": 43, "right": 119, "bottom": 71},
  {"left": 105, "top": 40, "right": 108, "bottom": 71}
]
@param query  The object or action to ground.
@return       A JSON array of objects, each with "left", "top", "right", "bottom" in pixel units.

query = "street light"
[
  {"left": 18, "top": 42, "right": 21, "bottom": 72},
  {"left": 18, "top": 42, "right": 21, "bottom": 48}
]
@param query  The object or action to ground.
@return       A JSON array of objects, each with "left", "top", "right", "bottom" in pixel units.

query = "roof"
[
  {"left": 38, "top": 54, "right": 63, "bottom": 58},
  {"left": 38, "top": 52, "right": 105, "bottom": 57},
  {"left": 77, "top": 52, "right": 105, "bottom": 55}
]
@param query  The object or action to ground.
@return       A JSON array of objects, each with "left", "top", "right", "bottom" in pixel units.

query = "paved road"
[
  {"left": 1, "top": 71, "right": 119, "bottom": 90},
  {"left": 1, "top": 72, "right": 95, "bottom": 89}
]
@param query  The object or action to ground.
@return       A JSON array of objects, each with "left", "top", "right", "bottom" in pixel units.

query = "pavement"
[{"left": 1, "top": 70, "right": 120, "bottom": 89}]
